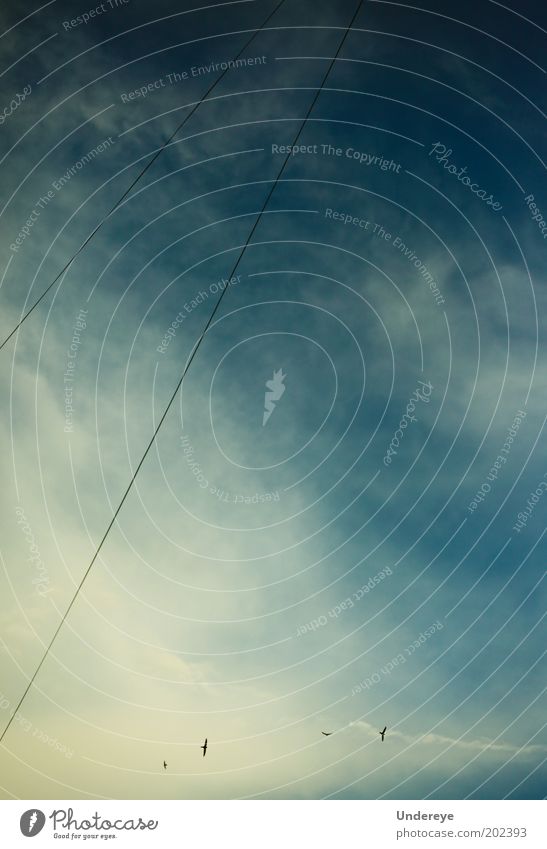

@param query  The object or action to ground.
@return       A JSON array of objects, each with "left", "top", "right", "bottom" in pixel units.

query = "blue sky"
[{"left": 0, "top": 0, "right": 545, "bottom": 799}]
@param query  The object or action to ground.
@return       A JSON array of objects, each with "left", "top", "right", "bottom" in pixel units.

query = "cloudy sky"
[{"left": 0, "top": 0, "right": 545, "bottom": 800}]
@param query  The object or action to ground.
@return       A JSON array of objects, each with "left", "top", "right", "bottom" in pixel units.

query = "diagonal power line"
[
  {"left": 0, "top": 0, "right": 288, "bottom": 352},
  {"left": 0, "top": 0, "right": 365, "bottom": 746}
]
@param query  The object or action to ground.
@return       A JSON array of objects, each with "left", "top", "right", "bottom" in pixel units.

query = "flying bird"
[
  {"left": 379, "top": 726, "right": 387, "bottom": 742},
  {"left": 321, "top": 731, "right": 333, "bottom": 736},
  {"left": 163, "top": 761, "right": 167, "bottom": 770},
  {"left": 201, "top": 738, "right": 208, "bottom": 757}
]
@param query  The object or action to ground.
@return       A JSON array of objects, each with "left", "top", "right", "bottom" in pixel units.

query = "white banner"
[{"left": 0, "top": 800, "right": 543, "bottom": 847}]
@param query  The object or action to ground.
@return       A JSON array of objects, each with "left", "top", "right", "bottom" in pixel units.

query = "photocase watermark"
[
  {"left": 121, "top": 55, "right": 267, "bottom": 102},
  {"left": 20, "top": 809, "right": 46, "bottom": 836},
  {"left": 180, "top": 433, "right": 279, "bottom": 504},
  {"left": 64, "top": 309, "right": 88, "bottom": 433},
  {"left": 428, "top": 142, "right": 503, "bottom": 211},
  {"left": 0, "top": 692, "right": 73, "bottom": 758},
  {"left": 210, "top": 486, "right": 279, "bottom": 504},
  {"left": 263, "top": 368, "right": 286, "bottom": 426},
  {"left": 272, "top": 142, "right": 401, "bottom": 172},
  {"left": 15, "top": 506, "right": 51, "bottom": 596},
  {"left": 296, "top": 566, "right": 393, "bottom": 636},
  {"left": 20, "top": 807, "right": 159, "bottom": 838},
  {"left": 468, "top": 409, "right": 526, "bottom": 512},
  {"left": 62, "top": 0, "right": 130, "bottom": 31},
  {"left": 0, "top": 84, "right": 31, "bottom": 126},
  {"left": 383, "top": 380, "right": 434, "bottom": 466},
  {"left": 49, "top": 808, "right": 158, "bottom": 834},
  {"left": 10, "top": 137, "right": 115, "bottom": 253},
  {"left": 52, "top": 136, "right": 115, "bottom": 192},
  {"left": 351, "top": 620, "right": 444, "bottom": 695},
  {"left": 324, "top": 207, "right": 370, "bottom": 230},
  {"left": 10, "top": 191, "right": 56, "bottom": 253},
  {"left": 390, "top": 235, "right": 445, "bottom": 306},
  {"left": 324, "top": 210, "right": 444, "bottom": 306},
  {"left": 512, "top": 473, "right": 547, "bottom": 534},
  {"left": 156, "top": 275, "right": 240, "bottom": 354},
  {"left": 523, "top": 194, "right": 547, "bottom": 240}
]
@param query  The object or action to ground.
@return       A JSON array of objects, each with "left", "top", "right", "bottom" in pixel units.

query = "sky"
[{"left": 0, "top": 0, "right": 545, "bottom": 800}]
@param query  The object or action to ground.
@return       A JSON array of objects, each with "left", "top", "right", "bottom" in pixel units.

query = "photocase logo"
[
  {"left": 20, "top": 809, "right": 46, "bottom": 836},
  {"left": 262, "top": 368, "right": 286, "bottom": 426}
]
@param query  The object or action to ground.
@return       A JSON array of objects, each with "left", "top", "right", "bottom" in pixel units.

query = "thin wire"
[
  {"left": 0, "top": 0, "right": 288, "bottom": 353},
  {"left": 0, "top": 0, "right": 365, "bottom": 745}
]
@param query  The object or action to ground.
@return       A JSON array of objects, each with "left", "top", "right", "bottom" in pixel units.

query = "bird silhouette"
[
  {"left": 201, "top": 738, "right": 208, "bottom": 757},
  {"left": 321, "top": 731, "right": 333, "bottom": 736},
  {"left": 163, "top": 761, "right": 167, "bottom": 770},
  {"left": 379, "top": 727, "right": 387, "bottom": 742}
]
